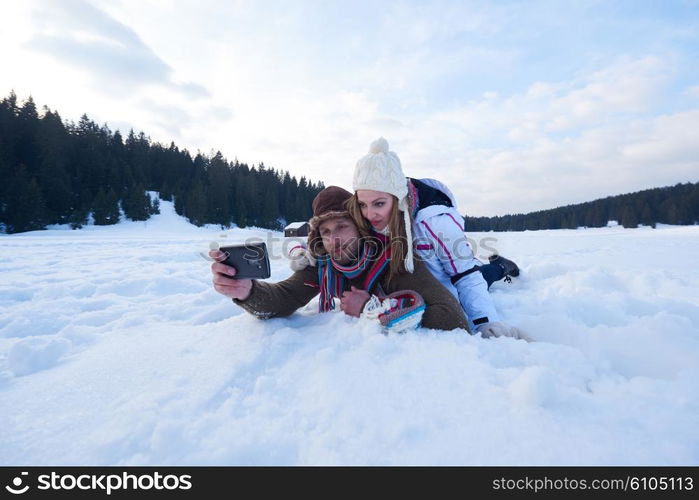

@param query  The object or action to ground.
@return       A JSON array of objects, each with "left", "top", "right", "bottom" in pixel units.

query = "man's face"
[{"left": 319, "top": 216, "right": 360, "bottom": 264}]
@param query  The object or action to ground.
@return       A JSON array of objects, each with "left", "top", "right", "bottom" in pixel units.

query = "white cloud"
[
  {"left": 2, "top": 0, "right": 697, "bottom": 219},
  {"left": 376, "top": 55, "right": 697, "bottom": 216}
]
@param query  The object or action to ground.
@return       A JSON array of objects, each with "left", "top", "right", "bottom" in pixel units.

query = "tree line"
[
  {"left": 0, "top": 91, "right": 324, "bottom": 234},
  {"left": 464, "top": 182, "right": 699, "bottom": 232},
  {"left": 3, "top": 91, "right": 696, "bottom": 236}
]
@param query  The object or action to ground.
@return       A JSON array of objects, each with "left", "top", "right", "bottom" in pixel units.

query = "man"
[{"left": 210, "top": 186, "right": 469, "bottom": 331}]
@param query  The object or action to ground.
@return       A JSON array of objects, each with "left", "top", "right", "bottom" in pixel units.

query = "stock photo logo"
[
  {"left": 3, "top": 471, "right": 193, "bottom": 496},
  {"left": 198, "top": 234, "right": 500, "bottom": 264},
  {"left": 5, "top": 472, "right": 29, "bottom": 494}
]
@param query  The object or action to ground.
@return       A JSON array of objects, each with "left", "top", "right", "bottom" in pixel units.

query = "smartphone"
[{"left": 219, "top": 242, "right": 271, "bottom": 279}]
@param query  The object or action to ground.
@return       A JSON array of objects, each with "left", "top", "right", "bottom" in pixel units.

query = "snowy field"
[{"left": 1, "top": 197, "right": 698, "bottom": 465}]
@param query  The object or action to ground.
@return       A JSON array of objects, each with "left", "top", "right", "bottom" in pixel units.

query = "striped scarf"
[{"left": 316, "top": 233, "right": 391, "bottom": 312}]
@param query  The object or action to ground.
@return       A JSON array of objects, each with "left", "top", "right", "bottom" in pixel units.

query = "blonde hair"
[{"left": 346, "top": 193, "right": 412, "bottom": 283}]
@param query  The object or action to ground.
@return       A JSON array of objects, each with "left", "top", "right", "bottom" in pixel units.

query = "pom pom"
[{"left": 369, "top": 137, "right": 389, "bottom": 154}]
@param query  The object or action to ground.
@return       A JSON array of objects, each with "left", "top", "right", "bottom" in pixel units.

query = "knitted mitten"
[
  {"left": 361, "top": 290, "right": 425, "bottom": 333},
  {"left": 288, "top": 243, "right": 315, "bottom": 271}
]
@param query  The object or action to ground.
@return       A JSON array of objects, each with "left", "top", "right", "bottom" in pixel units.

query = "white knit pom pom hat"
[{"left": 353, "top": 137, "right": 414, "bottom": 273}]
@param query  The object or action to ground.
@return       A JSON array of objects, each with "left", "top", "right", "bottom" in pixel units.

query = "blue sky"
[{"left": 2, "top": 0, "right": 698, "bottom": 216}]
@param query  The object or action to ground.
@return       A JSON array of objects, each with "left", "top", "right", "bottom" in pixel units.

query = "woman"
[{"left": 346, "top": 137, "right": 527, "bottom": 340}]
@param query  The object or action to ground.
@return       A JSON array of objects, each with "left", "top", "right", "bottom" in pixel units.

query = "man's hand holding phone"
[{"left": 210, "top": 250, "right": 253, "bottom": 301}]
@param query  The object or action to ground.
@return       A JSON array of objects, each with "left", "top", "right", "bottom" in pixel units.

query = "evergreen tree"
[
  {"left": 659, "top": 198, "right": 680, "bottom": 224},
  {"left": 592, "top": 204, "right": 608, "bottom": 227},
  {"left": 261, "top": 185, "right": 279, "bottom": 229},
  {"left": 68, "top": 206, "right": 89, "bottom": 230},
  {"left": 92, "top": 188, "right": 120, "bottom": 225},
  {"left": 621, "top": 205, "right": 639, "bottom": 228},
  {"left": 37, "top": 109, "right": 73, "bottom": 224},
  {"left": 160, "top": 180, "right": 173, "bottom": 201},
  {"left": 122, "top": 183, "right": 151, "bottom": 221},
  {"left": 206, "top": 151, "right": 233, "bottom": 227},
  {"left": 4, "top": 165, "right": 46, "bottom": 233},
  {"left": 16, "top": 96, "right": 40, "bottom": 176},
  {"left": 173, "top": 186, "right": 186, "bottom": 216},
  {"left": 125, "top": 129, "right": 149, "bottom": 185},
  {"left": 640, "top": 202, "right": 655, "bottom": 227},
  {"left": 0, "top": 91, "right": 20, "bottom": 170},
  {"left": 150, "top": 197, "right": 160, "bottom": 215},
  {"left": 567, "top": 212, "right": 579, "bottom": 229},
  {"left": 232, "top": 178, "right": 248, "bottom": 228},
  {"left": 689, "top": 184, "right": 699, "bottom": 224},
  {"left": 69, "top": 187, "right": 92, "bottom": 229},
  {"left": 185, "top": 180, "right": 207, "bottom": 226}
]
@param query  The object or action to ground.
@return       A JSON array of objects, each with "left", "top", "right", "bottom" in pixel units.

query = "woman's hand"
[
  {"left": 476, "top": 321, "right": 531, "bottom": 342},
  {"left": 209, "top": 250, "right": 253, "bottom": 301}
]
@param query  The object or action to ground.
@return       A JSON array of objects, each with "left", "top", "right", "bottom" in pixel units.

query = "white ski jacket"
[{"left": 410, "top": 178, "right": 499, "bottom": 331}]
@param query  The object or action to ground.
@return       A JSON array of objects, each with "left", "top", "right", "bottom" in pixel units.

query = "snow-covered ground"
[{"left": 1, "top": 196, "right": 698, "bottom": 465}]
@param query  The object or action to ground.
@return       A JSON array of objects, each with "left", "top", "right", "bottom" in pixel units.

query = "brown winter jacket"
[{"left": 233, "top": 258, "right": 470, "bottom": 332}]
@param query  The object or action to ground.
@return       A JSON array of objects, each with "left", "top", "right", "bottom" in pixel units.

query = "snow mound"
[{"left": 8, "top": 337, "right": 72, "bottom": 376}]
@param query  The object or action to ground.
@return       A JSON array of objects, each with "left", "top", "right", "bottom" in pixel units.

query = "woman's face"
[{"left": 356, "top": 190, "right": 394, "bottom": 231}]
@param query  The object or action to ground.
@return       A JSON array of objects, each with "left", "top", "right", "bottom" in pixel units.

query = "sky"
[{"left": 2, "top": 0, "right": 698, "bottom": 216}]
